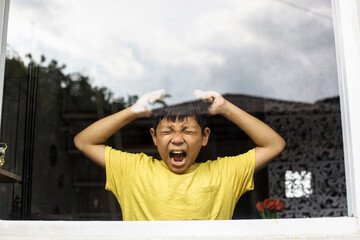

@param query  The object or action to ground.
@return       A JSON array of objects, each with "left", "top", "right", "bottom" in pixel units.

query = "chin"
[
  {"left": 170, "top": 168, "right": 186, "bottom": 174},
  {"left": 168, "top": 165, "right": 189, "bottom": 174}
]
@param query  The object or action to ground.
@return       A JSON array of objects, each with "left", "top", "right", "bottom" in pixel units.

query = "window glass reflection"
[{"left": 0, "top": 0, "right": 346, "bottom": 220}]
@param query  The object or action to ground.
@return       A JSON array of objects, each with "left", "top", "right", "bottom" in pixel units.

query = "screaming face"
[{"left": 150, "top": 116, "right": 210, "bottom": 174}]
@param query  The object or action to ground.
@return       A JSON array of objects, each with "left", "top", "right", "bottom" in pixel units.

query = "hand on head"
[
  {"left": 130, "top": 89, "right": 226, "bottom": 117},
  {"left": 130, "top": 89, "right": 166, "bottom": 116},
  {"left": 193, "top": 90, "right": 226, "bottom": 116}
]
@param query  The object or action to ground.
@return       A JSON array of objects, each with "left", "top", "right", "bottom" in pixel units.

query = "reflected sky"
[{"left": 7, "top": 0, "right": 337, "bottom": 104}]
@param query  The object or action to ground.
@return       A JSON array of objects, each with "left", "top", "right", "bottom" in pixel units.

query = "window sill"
[{"left": 0, "top": 217, "right": 359, "bottom": 239}]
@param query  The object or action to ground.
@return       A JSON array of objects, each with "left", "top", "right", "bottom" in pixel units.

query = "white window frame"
[
  {"left": 0, "top": 0, "right": 359, "bottom": 239},
  {"left": 0, "top": 0, "right": 9, "bottom": 128}
]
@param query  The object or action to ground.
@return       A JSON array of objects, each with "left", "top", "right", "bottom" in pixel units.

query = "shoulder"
[
  {"left": 105, "top": 146, "right": 160, "bottom": 168},
  {"left": 105, "top": 146, "right": 150, "bottom": 158},
  {"left": 207, "top": 148, "right": 255, "bottom": 164},
  {"left": 200, "top": 149, "right": 256, "bottom": 173}
]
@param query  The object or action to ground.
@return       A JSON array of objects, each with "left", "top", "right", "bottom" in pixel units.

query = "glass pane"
[{"left": 0, "top": 0, "right": 346, "bottom": 220}]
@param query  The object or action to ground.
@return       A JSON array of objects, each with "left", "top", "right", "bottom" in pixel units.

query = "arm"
[
  {"left": 74, "top": 89, "right": 165, "bottom": 168},
  {"left": 194, "top": 90, "right": 286, "bottom": 173}
]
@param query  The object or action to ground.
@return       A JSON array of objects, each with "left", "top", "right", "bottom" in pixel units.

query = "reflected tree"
[{"left": 1, "top": 53, "right": 159, "bottom": 220}]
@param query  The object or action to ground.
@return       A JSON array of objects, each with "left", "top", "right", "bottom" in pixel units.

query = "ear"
[
  {"left": 150, "top": 128, "right": 157, "bottom": 146},
  {"left": 201, "top": 127, "right": 211, "bottom": 147}
]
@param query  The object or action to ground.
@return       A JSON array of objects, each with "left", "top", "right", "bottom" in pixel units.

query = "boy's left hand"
[{"left": 193, "top": 90, "right": 227, "bottom": 116}]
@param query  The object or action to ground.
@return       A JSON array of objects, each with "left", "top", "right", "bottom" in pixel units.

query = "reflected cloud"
[{"left": 7, "top": 0, "right": 337, "bottom": 104}]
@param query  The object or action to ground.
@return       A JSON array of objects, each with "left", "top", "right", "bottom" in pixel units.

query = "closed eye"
[
  {"left": 160, "top": 130, "right": 173, "bottom": 135},
  {"left": 183, "top": 130, "right": 196, "bottom": 135}
]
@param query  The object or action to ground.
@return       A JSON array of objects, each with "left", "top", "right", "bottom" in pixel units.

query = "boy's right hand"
[{"left": 130, "top": 89, "right": 166, "bottom": 116}]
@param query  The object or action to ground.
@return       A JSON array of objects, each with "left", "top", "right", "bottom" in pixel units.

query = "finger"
[
  {"left": 131, "top": 89, "right": 165, "bottom": 113},
  {"left": 147, "top": 89, "right": 166, "bottom": 104},
  {"left": 193, "top": 89, "right": 204, "bottom": 99},
  {"left": 193, "top": 90, "right": 220, "bottom": 101}
]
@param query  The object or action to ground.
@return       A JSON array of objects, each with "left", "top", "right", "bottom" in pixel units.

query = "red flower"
[
  {"left": 256, "top": 198, "right": 285, "bottom": 219},
  {"left": 256, "top": 202, "right": 264, "bottom": 211},
  {"left": 274, "top": 199, "right": 285, "bottom": 212},
  {"left": 264, "top": 198, "right": 276, "bottom": 211}
]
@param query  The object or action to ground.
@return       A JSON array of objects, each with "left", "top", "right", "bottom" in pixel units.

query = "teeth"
[{"left": 172, "top": 150, "right": 183, "bottom": 154}]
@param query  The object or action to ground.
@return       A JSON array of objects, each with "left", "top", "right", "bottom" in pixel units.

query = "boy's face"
[{"left": 150, "top": 116, "right": 210, "bottom": 174}]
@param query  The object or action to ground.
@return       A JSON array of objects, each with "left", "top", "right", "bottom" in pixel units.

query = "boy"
[{"left": 74, "top": 89, "right": 286, "bottom": 220}]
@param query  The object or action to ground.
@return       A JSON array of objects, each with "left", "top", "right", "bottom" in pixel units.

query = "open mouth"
[{"left": 169, "top": 150, "right": 187, "bottom": 166}]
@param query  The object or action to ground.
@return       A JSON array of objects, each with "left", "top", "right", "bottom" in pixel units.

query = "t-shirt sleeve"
[
  {"left": 105, "top": 146, "right": 119, "bottom": 197},
  {"left": 104, "top": 146, "right": 136, "bottom": 200},
  {"left": 216, "top": 148, "right": 256, "bottom": 200}
]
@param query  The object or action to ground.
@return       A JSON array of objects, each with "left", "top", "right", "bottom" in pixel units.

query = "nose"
[{"left": 171, "top": 131, "right": 185, "bottom": 144}]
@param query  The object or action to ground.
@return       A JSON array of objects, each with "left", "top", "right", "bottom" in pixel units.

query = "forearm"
[
  {"left": 73, "top": 89, "right": 165, "bottom": 167},
  {"left": 220, "top": 100, "right": 284, "bottom": 149},
  {"left": 74, "top": 107, "right": 144, "bottom": 149},
  {"left": 195, "top": 89, "right": 285, "bottom": 172},
  {"left": 219, "top": 99, "right": 285, "bottom": 171}
]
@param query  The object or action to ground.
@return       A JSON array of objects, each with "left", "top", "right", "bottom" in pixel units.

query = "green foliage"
[
  {"left": 4, "top": 57, "right": 27, "bottom": 78},
  {"left": 5, "top": 54, "right": 169, "bottom": 114}
]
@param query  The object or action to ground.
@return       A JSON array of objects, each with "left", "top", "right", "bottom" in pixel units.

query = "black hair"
[{"left": 152, "top": 100, "right": 211, "bottom": 135}]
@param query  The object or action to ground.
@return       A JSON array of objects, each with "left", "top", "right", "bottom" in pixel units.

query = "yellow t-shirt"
[{"left": 105, "top": 146, "right": 255, "bottom": 221}]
